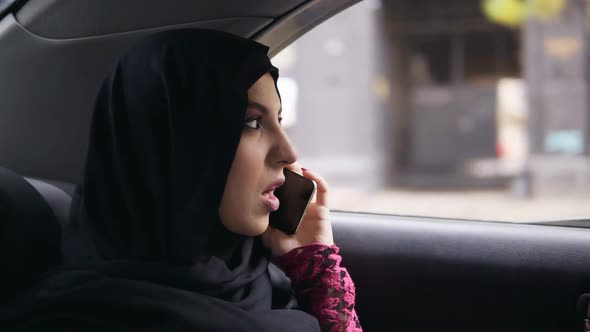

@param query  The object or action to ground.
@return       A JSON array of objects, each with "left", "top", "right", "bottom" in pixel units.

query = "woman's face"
[{"left": 219, "top": 73, "right": 297, "bottom": 236}]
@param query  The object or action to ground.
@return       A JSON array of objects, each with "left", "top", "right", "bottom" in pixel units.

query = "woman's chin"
[
  {"left": 237, "top": 215, "right": 269, "bottom": 237},
  {"left": 253, "top": 216, "right": 270, "bottom": 236}
]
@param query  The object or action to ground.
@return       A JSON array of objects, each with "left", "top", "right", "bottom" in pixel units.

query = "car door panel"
[{"left": 332, "top": 212, "right": 590, "bottom": 331}]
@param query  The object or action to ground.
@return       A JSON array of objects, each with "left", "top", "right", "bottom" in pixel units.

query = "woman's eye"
[{"left": 244, "top": 118, "right": 261, "bottom": 130}]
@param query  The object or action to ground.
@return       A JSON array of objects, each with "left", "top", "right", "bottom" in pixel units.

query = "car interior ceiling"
[{"left": 0, "top": 0, "right": 359, "bottom": 187}]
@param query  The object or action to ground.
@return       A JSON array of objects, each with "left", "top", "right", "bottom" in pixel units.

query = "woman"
[{"left": 4, "top": 29, "right": 361, "bottom": 332}]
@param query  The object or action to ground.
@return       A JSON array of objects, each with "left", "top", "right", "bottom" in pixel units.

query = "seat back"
[
  {"left": 24, "top": 177, "right": 71, "bottom": 226},
  {"left": 0, "top": 167, "right": 70, "bottom": 303}
]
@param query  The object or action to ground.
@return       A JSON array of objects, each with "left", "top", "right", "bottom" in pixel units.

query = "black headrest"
[
  {"left": 24, "top": 177, "right": 71, "bottom": 227},
  {"left": 0, "top": 167, "right": 64, "bottom": 302}
]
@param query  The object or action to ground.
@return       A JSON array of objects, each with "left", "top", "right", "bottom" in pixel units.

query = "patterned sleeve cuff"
[{"left": 272, "top": 242, "right": 339, "bottom": 279}]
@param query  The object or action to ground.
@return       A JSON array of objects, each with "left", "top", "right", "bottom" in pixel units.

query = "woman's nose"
[{"left": 272, "top": 129, "right": 298, "bottom": 166}]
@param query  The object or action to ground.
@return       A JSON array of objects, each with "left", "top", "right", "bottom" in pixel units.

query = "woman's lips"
[
  {"left": 262, "top": 190, "right": 280, "bottom": 211},
  {"left": 261, "top": 177, "right": 285, "bottom": 212}
]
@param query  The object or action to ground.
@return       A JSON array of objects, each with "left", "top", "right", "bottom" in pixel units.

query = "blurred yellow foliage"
[
  {"left": 483, "top": 0, "right": 528, "bottom": 27},
  {"left": 530, "top": 0, "right": 567, "bottom": 18},
  {"left": 482, "top": 0, "right": 567, "bottom": 27}
]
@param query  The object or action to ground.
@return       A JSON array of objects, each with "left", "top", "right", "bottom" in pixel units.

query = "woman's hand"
[{"left": 261, "top": 164, "right": 334, "bottom": 257}]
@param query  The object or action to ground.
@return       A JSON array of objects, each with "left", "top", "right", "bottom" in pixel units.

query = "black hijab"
[{"left": 3, "top": 29, "right": 320, "bottom": 332}]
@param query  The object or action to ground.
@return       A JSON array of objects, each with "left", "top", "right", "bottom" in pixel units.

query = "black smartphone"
[{"left": 269, "top": 168, "right": 317, "bottom": 235}]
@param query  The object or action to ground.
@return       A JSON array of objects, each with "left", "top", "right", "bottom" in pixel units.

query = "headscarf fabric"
[{"left": 2, "top": 29, "right": 320, "bottom": 332}]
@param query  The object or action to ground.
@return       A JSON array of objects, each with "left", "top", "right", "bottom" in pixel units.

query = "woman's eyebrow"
[{"left": 247, "top": 102, "right": 282, "bottom": 116}]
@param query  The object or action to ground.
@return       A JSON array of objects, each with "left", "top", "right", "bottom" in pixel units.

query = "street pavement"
[{"left": 330, "top": 186, "right": 590, "bottom": 223}]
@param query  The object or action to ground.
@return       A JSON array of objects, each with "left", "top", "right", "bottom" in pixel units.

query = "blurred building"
[
  {"left": 276, "top": 0, "right": 590, "bottom": 195},
  {"left": 524, "top": 0, "right": 590, "bottom": 195},
  {"left": 379, "top": 0, "right": 520, "bottom": 188}
]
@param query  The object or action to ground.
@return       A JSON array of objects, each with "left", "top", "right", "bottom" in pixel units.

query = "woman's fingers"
[
  {"left": 301, "top": 168, "right": 329, "bottom": 207},
  {"left": 283, "top": 164, "right": 329, "bottom": 206},
  {"left": 304, "top": 203, "right": 331, "bottom": 221}
]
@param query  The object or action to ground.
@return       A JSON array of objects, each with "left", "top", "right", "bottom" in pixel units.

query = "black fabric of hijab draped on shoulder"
[{"left": 2, "top": 29, "right": 321, "bottom": 332}]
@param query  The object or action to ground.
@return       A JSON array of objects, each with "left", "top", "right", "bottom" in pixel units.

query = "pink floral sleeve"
[{"left": 273, "top": 243, "right": 363, "bottom": 332}]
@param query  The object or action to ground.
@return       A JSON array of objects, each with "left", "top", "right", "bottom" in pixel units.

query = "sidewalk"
[{"left": 330, "top": 187, "right": 590, "bottom": 223}]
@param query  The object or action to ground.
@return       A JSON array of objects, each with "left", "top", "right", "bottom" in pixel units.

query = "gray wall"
[
  {"left": 279, "top": 1, "right": 393, "bottom": 190},
  {"left": 523, "top": 0, "right": 590, "bottom": 194},
  {"left": 525, "top": 0, "right": 589, "bottom": 155}
]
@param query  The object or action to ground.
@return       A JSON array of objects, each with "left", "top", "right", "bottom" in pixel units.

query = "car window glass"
[
  {"left": 272, "top": 0, "right": 590, "bottom": 224},
  {"left": 0, "top": 0, "right": 17, "bottom": 15}
]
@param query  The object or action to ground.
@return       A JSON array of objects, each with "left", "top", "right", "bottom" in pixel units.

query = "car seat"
[{"left": 0, "top": 167, "right": 71, "bottom": 303}]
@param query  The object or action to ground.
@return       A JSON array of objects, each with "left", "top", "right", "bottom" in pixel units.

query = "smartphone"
[{"left": 269, "top": 168, "right": 317, "bottom": 235}]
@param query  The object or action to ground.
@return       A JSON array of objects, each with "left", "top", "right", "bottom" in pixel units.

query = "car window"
[
  {"left": 272, "top": 0, "right": 590, "bottom": 224},
  {"left": 0, "top": 0, "right": 17, "bottom": 15}
]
